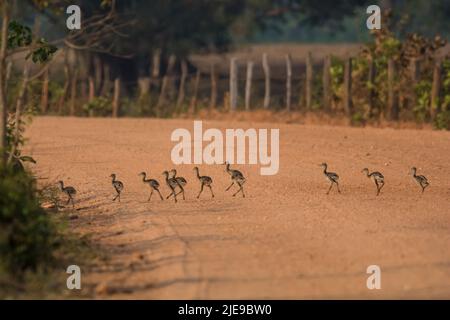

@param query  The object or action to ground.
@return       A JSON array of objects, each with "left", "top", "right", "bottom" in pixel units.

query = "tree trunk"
[
  {"left": 112, "top": 77, "right": 121, "bottom": 117},
  {"left": 40, "top": 68, "right": 49, "bottom": 114},
  {"left": 58, "top": 62, "right": 70, "bottom": 115},
  {"left": 101, "top": 63, "right": 111, "bottom": 97},
  {"left": 262, "top": 53, "right": 270, "bottom": 109},
  {"left": 322, "top": 55, "right": 331, "bottom": 112},
  {"left": 0, "top": 0, "right": 10, "bottom": 164},
  {"left": 285, "top": 54, "right": 292, "bottom": 111},
  {"left": 150, "top": 49, "right": 161, "bottom": 95},
  {"left": 8, "top": 62, "right": 30, "bottom": 163},
  {"left": 245, "top": 61, "right": 254, "bottom": 111},
  {"left": 157, "top": 54, "right": 176, "bottom": 108},
  {"left": 209, "top": 63, "right": 217, "bottom": 110},
  {"left": 229, "top": 57, "right": 238, "bottom": 111},
  {"left": 430, "top": 60, "right": 442, "bottom": 121},
  {"left": 94, "top": 54, "right": 104, "bottom": 96},
  {"left": 343, "top": 57, "right": 353, "bottom": 116},
  {"left": 176, "top": 59, "right": 188, "bottom": 108},
  {"left": 305, "top": 52, "right": 313, "bottom": 109}
]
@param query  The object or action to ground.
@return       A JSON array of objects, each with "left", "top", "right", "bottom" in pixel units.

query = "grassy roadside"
[{"left": 0, "top": 169, "right": 101, "bottom": 299}]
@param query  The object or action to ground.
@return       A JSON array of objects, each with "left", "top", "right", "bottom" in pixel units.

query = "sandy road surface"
[{"left": 26, "top": 117, "right": 450, "bottom": 299}]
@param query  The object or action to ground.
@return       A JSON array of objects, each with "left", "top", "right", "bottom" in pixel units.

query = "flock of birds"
[{"left": 57, "top": 162, "right": 430, "bottom": 208}]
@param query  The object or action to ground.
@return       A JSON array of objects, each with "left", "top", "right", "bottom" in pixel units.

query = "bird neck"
[
  {"left": 322, "top": 167, "right": 327, "bottom": 174},
  {"left": 59, "top": 181, "right": 64, "bottom": 189},
  {"left": 364, "top": 171, "right": 370, "bottom": 177},
  {"left": 141, "top": 174, "right": 147, "bottom": 182},
  {"left": 195, "top": 169, "right": 201, "bottom": 179}
]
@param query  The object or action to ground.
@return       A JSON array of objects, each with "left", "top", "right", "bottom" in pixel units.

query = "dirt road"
[{"left": 26, "top": 117, "right": 450, "bottom": 299}]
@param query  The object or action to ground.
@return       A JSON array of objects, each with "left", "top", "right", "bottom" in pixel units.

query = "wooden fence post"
[
  {"left": 285, "top": 54, "right": 292, "bottom": 111},
  {"left": 69, "top": 69, "right": 78, "bottom": 116},
  {"left": 189, "top": 69, "right": 201, "bottom": 113},
  {"left": 209, "top": 63, "right": 217, "bottom": 109},
  {"left": 430, "top": 60, "right": 442, "bottom": 120},
  {"left": 229, "top": 57, "right": 238, "bottom": 111},
  {"left": 262, "top": 53, "right": 270, "bottom": 109},
  {"left": 245, "top": 61, "right": 254, "bottom": 111},
  {"left": 368, "top": 57, "right": 376, "bottom": 117},
  {"left": 343, "top": 57, "right": 353, "bottom": 116},
  {"left": 112, "top": 77, "right": 120, "bottom": 117},
  {"left": 387, "top": 58, "right": 398, "bottom": 120},
  {"left": 322, "top": 55, "right": 331, "bottom": 111},
  {"left": 306, "top": 52, "right": 313, "bottom": 109},
  {"left": 176, "top": 59, "right": 188, "bottom": 108}
]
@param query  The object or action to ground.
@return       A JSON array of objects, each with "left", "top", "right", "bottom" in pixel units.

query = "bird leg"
[
  {"left": 326, "top": 183, "right": 333, "bottom": 195},
  {"left": 226, "top": 181, "right": 234, "bottom": 191},
  {"left": 375, "top": 180, "right": 380, "bottom": 196},
  {"left": 232, "top": 183, "right": 245, "bottom": 197},
  {"left": 148, "top": 190, "right": 153, "bottom": 202},
  {"left": 336, "top": 182, "right": 341, "bottom": 193},
  {"left": 197, "top": 184, "right": 204, "bottom": 199},
  {"left": 156, "top": 188, "right": 164, "bottom": 201},
  {"left": 208, "top": 185, "right": 215, "bottom": 198}
]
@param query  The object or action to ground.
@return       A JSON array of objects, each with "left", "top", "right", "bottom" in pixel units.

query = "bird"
[
  {"left": 110, "top": 174, "right": 124, "bottom": 202},
  {"left": 193, "top": 167, "right": 214, "bottom": 199},
  {"left": 224, "top": 162, "right": 246, "bottom": 197},
  {"left": 362, "top": 168, "right": 385, "bottom": 196},
  {"left": 58, "top": 180, "right": 77, "bottom": 208},
  {"left": 410, "top": 167, "right": 429, "bottom": 193},
  {"left": 162, "top": 170, "right": 179, "bottom": 203},
  {"left": 320, "top": 163, "right": 341, "bottom": 194},
  {"left": 166, "top": 168, "right": 187, "bottom": 200},
  {"left": 138, "top": 172, "right": 163, "bottom": 201}
]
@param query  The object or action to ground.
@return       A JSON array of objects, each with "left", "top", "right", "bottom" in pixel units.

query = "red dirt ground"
[{"left": 26, "top": 116, "right": 450, "bottom": 299}]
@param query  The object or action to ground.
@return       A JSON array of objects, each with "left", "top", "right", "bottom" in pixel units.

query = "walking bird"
[
  {"left": 410, "top": 167, "right": 429, "bottom": 193},
  {"left": 224, "top": 162, "right": 246, "bottom": 197},
  {"left": 110, "top": 174, "right": 124, "bottom": 202},
  {"left": 139, "top": 172, "right": 163, "bottom": 201},
  {"left": 362, "top": 168, "right": 385, "bottom": 196},
  {"left": 163, "top": 170, "right": 180, "bottom": 203},
  {"left": 166, "top": 169, "right": 187, "bottom": 200},
  {"left": 193, "top": 167, "right": 214, "bottom": 199},
  {"left": 58, "top": 180, "right": 77, "bottom": 208},
  {"left": 320, "top": 163, "right": 341, "bottom": 194}
]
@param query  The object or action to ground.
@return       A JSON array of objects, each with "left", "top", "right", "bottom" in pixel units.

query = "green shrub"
[
  {"left": 82, "top": 96, "right": 112, "bottom": 117},
  {"left": 0, "top": 168, "right": 59, "bottom": 274}
]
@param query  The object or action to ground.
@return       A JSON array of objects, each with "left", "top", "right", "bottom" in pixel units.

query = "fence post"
[
  {"left": 430, "top": 60, "right": 442, "bottom": 120},
  {"left": 387, "top": 58, "right": 398, "bottom": 120},
  {"left": 285, "top": 54, "right": 292, "bottom": 111},
  {"left": 189, "top": 69, "right": 201, "bottom": 113},
  {"left": 306, "top": 52, "right": 313, "bottom": 109},
  {"left": 322, "top": 55, "right": 331, "bottom": 111},
  {"left": 229, "top": 57, "right": 238, "bottom": 111},
  {"left": 245, "top": 61, "right": 254, "bottom": 111},
  {"left": 262, "top": 53, "right": 270, "bottom": 109},
  {"left": 69, "top": 69, "right": 78, "bottom": 116},
  {"left": 112, "top": 77, "right": 120, "bottom": 117},
  {"left": 368, "top": 57, "right": 376, "bottom": 117},
  {"left": 176, "top": 59, "right": 188, "bottom": 108},
  {"left": 343, "top": 57, "right": 353, "bottom": 116},
  {"left": 209, "top": 63, "right": 217, "bottom": 109}
]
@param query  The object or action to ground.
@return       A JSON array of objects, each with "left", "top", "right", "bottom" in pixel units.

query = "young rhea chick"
[
  {"left": 320, "top": 163, "right": 341, "bottom": 195},
  {"left": 58, "top": 180, "right": 77, "bottom": 208},
  {"left": 362, "top": 168, "right": 385, "bottom": 196},
  {"left": 193, "top": 167, "right": 214, "bottom": 199},
  {"left": 224, "top": 162, "right": 246, "bottom": 198},
  {"left": 410, "top": 167, "right": 429, "bottom": 193},
  {"left": 139, "top": 172, "right": 163, "bottom": 202},
  {"left": 166, "top": 169, "right": 187, "bottom": 200},
  {"left": 110, "top": 174, "right": 124, "bottom": 202},
  {"left": 163, "top": 170, "right": 179, "bottom": 203}
]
